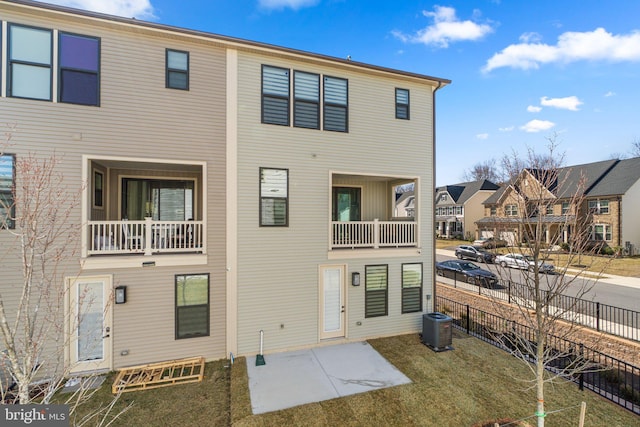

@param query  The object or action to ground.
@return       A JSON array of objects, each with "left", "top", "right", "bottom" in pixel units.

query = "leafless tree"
[
  {"left": 487, "top": 137, "right": 609, "bottom": 427},
  {"left": 630, "top": 137, "right": 640, "bottom": 157},
  {"left": 462, "top": 158, "right": 501, "bottom": 184},
  {"left": 0, "top": 133, "right": 128, "bottom": 421}
]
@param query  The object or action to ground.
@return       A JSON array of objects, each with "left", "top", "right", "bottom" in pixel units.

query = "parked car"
[
  {"left": 495, "top": 253, "right": 555, "bottom": 273},
  {"left": 435, "top": 260, "right": 498, "bottom": 287},
  {"left": 472, "top": 237, "right": 508, "bottom": 248},
  {"left": 455, "top": 245, "right": 495, "bottom": 263}
]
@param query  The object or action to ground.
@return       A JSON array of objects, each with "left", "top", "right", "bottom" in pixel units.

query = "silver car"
[{"left": 495, "top": 253, "right": 555, "bottom": 273}]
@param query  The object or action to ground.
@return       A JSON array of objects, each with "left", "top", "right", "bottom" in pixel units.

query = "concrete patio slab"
[{"left": 246, "top": 341, "right": 411, "bottom": 414}]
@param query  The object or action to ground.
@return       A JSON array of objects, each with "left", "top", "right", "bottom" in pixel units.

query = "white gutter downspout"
[{"left": 431, "top": 80, "right": 445, "bottom": 310}]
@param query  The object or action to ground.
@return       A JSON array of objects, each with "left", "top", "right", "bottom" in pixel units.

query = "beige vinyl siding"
[
  {"left": 0, "top": 6, "right": 227, "bottom": 365},
  {"left": 622, "top": 180, "right": 640, "bottom": 253},
  {"left": 234, "top": 52, "right": 435, "bottom": 354},
  {"left": 463, "top": 190, "right": 496, "bottom": 239}
]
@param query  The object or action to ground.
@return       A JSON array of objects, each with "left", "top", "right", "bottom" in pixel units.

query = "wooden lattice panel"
[{"left": 112, "top": 356, "right": 205, "bottom": 394}]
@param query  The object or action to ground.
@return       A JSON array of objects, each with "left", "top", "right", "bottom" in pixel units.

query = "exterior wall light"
[
  {"left": 352, "top": 272, "right": 360, "bottom": 286},
  {"left": 115, "top": 286, "right": 127, "bottom": 304}
]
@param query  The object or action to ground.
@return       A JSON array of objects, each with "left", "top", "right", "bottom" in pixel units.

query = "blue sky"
[{"left": 39, "top": 0, "right": 640, "bottom": 186}]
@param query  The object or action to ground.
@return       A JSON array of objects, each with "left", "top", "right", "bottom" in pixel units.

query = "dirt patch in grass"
[{"left": 437, "top": 283, "right": 640, "bottom": 366}]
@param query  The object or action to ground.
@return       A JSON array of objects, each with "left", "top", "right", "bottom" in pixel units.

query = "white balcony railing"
[
  {"left": 331, "top": 219, "right": 416, "bottom": 249},
  {"left": 88, "top": 218, "right": 204, "bottom": 256}
]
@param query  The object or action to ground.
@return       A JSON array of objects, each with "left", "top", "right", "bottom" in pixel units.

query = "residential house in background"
[
  {"left": 395, "top": 190, "right": 415, "bottom": 217},
  {"left": 477, "top": 158, "right": 640, "bottom": 253},
  {"left": 434, "top": 180, "right": 499, "bottom": 239},
  {"left": 0, "top": 0, "right": 449, "bottom": 375}
]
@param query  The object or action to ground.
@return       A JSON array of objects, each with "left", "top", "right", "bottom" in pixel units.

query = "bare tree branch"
[
  {"left": 486, "top": 135, "right": 611, "bottom": 426},
  {"left": 0, "top": 131, "right": 127, "bottom": 421}
]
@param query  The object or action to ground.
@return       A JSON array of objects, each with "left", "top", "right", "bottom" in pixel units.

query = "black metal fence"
[
  {"left": 436, "top": 295, "right": 640, "bottom": 415},
  {"left": 440, "top": 272, "right": 640, "bottom": 342}
]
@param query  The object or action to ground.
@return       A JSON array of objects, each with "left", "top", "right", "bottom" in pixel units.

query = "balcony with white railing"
[
  {"left": 330, "top": 219, "right": 416, "bottom": 249},
  {"left": 88, "top": 218, "right": 204, "bottom": 256}
]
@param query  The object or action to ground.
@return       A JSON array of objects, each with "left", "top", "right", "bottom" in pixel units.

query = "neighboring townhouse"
[
  {"left": 477, "top": 158, "right": 640, "bottom": 253},
  {"left": 394, "top": 190, "right": 415, "bottom": 217},
  {"left": 434, "top": 180, "right": 499, "bottom": 239},
  {"left": 0, "top": 0, "right": 450, "bottom": 377}
]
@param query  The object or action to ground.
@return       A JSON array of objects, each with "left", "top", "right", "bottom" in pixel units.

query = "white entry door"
[
  {"left": 68, "top": 276, "right": 112, "bottom": 373},
  {"left": 319, "top": 265, "right": 346, "bottom": 339}
]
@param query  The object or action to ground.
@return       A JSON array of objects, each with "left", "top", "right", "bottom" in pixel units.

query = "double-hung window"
[
  {"left": 561, "top": 202, "right": 570, "bottom": 215},
  {"left": 365, "top": 265, "right": 388, "bottom": 318},
  {"left": 166, "top": 49, "right": 189, "bottom": 90},
  {"left": 262, "top": 65, "right": 290, "bottom": 126},
  {"left": 175, "top": 274, "right": 210, "bottom": 339},
  {"left": 588, "top": 199, "right": 609, "bottom": 214},
  {"left": 395, "top": 88, "right": 410, "bottom": 120},
  {"left": 260, "top": 168, "right": 288, "bottom": 226},
  {"left": 591, "top": 224, "right": 612, "bottom": 241},
  {"left": 402, "top": 263, "right": 422, "bottom": 313},
  {"left": 8, "top": 24, "right": 52, "bottom": 100},
  {"left": 293, "top": 71, "right": 320, "bottom": 129},
  {"left": 505, "top": 204, "right": 518, "bottom": 216},
  {"left": 323, "top": 76, "right": 348, "bottom": 132},
  {"left": 0, "top": 155, "right": 15, "bottom": 229},
  {"left": 59, "top": 32, "right": 100, "bottom": 105}
]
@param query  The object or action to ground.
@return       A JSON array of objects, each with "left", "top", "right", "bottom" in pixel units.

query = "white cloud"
[
  {"left": 519, "top": 32, "right": 542, "bottom": 43},
  {"left": 604, "top": 91, "right": 616, "bottom": 97},
  {"left": 38, "top": 0, "right": 155, "bottom": 19},
  {"left": 393, "top": 5, "right": 493, "bottom": 48},
  {"left": 483, "top": 27, "right": 640, "bottom": 73},
  {"left": 520, "top": 119, "right": 555, "bottom": 133},
  {"left": 540, "top": 96, "right": 583, "bottom": 111},
  {"left": 476, "top": 133, "right": 489, "bottom": 140},
  {"left": 527, "top": 105, "right": 542, "bottom": 113},
  {"left": 499, "top": 126, "right": 514, "bottom": 132},
  {"left": 258, "top": 0, "right": 319, "bottom": 10}
]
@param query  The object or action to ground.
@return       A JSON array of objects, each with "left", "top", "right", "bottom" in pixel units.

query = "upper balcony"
[
  {"left": 82, "top": 157, "right": 206, "bottom": 266},
  {"left": 329, "top": 173, "right": 419, "bottom": 256}
]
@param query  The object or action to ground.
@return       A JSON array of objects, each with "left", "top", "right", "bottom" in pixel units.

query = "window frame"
[
  {"left": 58, "top": 31, "right": 100, "bottom": 106},
  {"left": 591, "top": 224, "right": 612, "bottom": 241},
  {"left": 0, "top": 154, "right": 16, "bottom": 230},
  {"left": 262, "top": 65, "right": 290, "bottom": 126},
  {"left": 166, "top": 48, "right": 189, "bottom": 90},
  {"left": 505, "top": 204, "right": 518, "bottom": 216},
  {"left": 561, "top": 201, "right": 570, "bottom": 215},
  {"left": 395, "top": 88, "right": 410, "bottom": 120},
  {"left": 402, "top": 263, "right": 422, "bottom": 314},
  {"left": 293, "top": 70, "right": 320, "bottom": 129},
  {"left": 175, "top": 273, "right": 210, "bottom": 340},
  {"left": 323, "top": 75, "right": 348, "bottom": 132},
  {"left": 7, "top": 23, "right": 53, "bottom": 101},
  {"left": 93, "top": 169, "right": 104, "bottom": 209},
  {"left": 259, "top": 167, "right": 289, "bottom": 227},
  {"left": 365, "top": 264, "right": 388, "bottom": 318},
  {"left": 588, "top": 199, "right": 609, "bottom": 215}
]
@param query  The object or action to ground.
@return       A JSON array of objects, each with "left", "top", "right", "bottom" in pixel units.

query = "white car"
[{"left": 495, "top": 253, "right": 555, "bottom": 274}]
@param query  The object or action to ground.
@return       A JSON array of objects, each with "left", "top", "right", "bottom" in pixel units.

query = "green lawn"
[{"left": 73, "top": 331, "right": 639, "bottom": 426}]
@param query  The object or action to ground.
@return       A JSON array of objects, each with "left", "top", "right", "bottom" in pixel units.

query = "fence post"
[
  {"left": 508, "top": 281, "right": 512, "bottom": 304},
  {"left": 466, "top": 304, "right": 470, "bottom": 334},
  {"left": 596, "top": 302, "right": 600, "bottom": 332}
]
